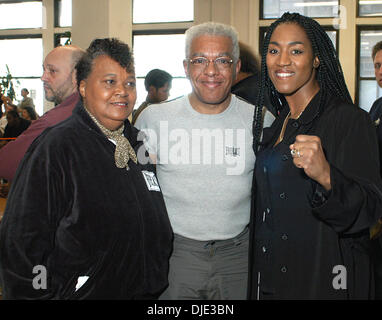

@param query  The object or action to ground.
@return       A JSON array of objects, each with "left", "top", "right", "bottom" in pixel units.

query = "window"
[
  {"left": 0, "top": 1, "right": 42, "bottom": 30},
  {"left": 133, "top": 0, "right": 193, "bottom": 24},
  {"left": 0, "top": 1, "right": 74, "bottom": 114},
  {"left": 358, "top": 28, "right": 382, "bottom": 112},
  {"left": 261, "top": 0, "right": 340, "bottom": 19},
  {"left": 55, "top": 0, "right": 72, "bottom": 27},
  {"left": 54, "top": 32, "right": 72, "bottom": 47},
  {"left": 0, "top": 36, "right": 44, "bottom": 115},
  {"left": 133, "top": 33, "right": 191, "bottom": 108},
  {"left": 132, "top": 0, "right": 194, "bottom": 109},
  {"left": 358, "top": 0, "right": 382, "bottom": 17}
]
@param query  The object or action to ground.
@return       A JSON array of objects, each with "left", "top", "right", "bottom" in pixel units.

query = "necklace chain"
[
  {"left": 291, "top": 110, "right": 303, "bottom": 119},
  {"left": 277, "top": 109, "right": 303, "bottom": 144}
]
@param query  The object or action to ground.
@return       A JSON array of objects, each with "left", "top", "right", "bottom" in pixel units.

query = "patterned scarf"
[{"left": 84, "top": 106, "right": 137, "bottom": 170}]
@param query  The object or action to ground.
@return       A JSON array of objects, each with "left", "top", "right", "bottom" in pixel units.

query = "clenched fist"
[{"left": 289, "top": 135, "right": 331, "bottom": 191}]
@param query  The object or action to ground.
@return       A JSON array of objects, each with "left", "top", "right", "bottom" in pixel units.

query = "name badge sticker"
[{"left": 142, "top": 170, "right": 161, "bottom": 192}]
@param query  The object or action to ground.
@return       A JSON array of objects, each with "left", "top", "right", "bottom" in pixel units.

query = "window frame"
[
  {"left": 0, "top": 0, "right": 43, "bottom": 31},
  {"left": 0, "top": 33, "right": 44, "bottom": 114},
  {"left": 131, "top": 0, "right": 194, "bottom": 109},
  {"left": 54, "top": 0, "right": 72, "bottom": 28},
  {"left": 132, "top": 0, "right": 194, "bottom": 24},
  {"left": 54, "top": 0, "right": 61, "bottom": 27},
  {"left": 357, "top": 0, "right": 382, "bottom": 18},
  {"left": 132, "top": 28, "right": 188, "bottom": 80},
  {"left": 260, "top": 0, "right": 341, "bottom": 20},
  {"left": 0, "top": 0, "right": 43, "bottom": 4},
  {"left": 132, "top": 28, "right": 190, "bottom": 108},
  {"left": 355, "top": 25, "right": 382, "bottom": 108},
  {"left": 0, "top": 0, "right": 41, "bottom": 3},
  {"left": 0, "top": 0, "right": 71, "bottom": 113},
  {"left": 0, "top": 33, "right": 43, "bottom": 79}
]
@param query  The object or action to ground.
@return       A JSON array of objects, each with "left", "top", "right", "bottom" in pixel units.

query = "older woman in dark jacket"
[{"left": 0, "top": 38, "right": 172, "bottom": 299}]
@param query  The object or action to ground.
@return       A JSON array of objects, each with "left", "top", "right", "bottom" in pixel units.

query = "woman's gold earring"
[{"left": 313, "top": 58, "right": 320, "bottom": 69}]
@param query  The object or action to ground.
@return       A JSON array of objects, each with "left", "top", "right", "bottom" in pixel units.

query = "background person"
[
  {"left": 0, "top": 45, "right": 84, "bottom": 181},
  {"left": 231, "top": 41, "right": 273, "bottom": 113},
  {"left": 0, "top": 95, "right": 18, "bottom": 112},
  {"left": 17, "top": 88, "right": 35, "bottom": 110},
  {"left": 0, "top": 95, "right": 8, "bottom": 136},
  {"left": 0, "top": 38, "right": 172, "bottom": 299},
  {"left": 369, "top": 41, "right": 382, "bottom": 175},
  {"left": 0, "top": 96, "right": 18, "bottom": 138},
  {"left": 249, "top": 12, "right": 382, "bottom": 300},
  {"left": 1, "top": 110, "right": 30, "bottom": 148},
  {"left": 368, "top": 40, "right": 382, "bottom": 299},
  {"left": 131, "top": 68, "right": 172, "bottom": 125},
  {"left": 21, "top": 106, "right": 39, "bottom": 121}
]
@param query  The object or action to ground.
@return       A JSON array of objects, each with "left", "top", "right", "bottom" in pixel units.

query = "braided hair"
[{"left": 252, "top": 12, "right": 352, "bottom": 154}]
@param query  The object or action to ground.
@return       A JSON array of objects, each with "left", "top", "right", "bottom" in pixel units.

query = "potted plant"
[{"left": 1, "top": 64, "right": 20, "bottom": 102}]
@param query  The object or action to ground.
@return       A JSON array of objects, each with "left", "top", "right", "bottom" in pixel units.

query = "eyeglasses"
[{"left": 188, "top": 56, "right": 234, "bottom": 70}]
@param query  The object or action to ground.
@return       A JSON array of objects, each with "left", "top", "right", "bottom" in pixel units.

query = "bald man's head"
[{"left": 41, "top": 45, "right": 85, "bottom": 104}]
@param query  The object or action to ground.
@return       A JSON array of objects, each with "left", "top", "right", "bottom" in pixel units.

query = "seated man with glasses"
[{"left": 135, "top": 21, "right": 274, "bottom": 300}]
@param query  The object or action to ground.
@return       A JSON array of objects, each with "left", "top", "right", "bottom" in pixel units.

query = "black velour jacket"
[{"left": 0, "top": 101, "right": 173, "bottom": 299}]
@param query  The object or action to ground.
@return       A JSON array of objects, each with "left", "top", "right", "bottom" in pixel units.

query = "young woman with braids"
[{"left": 248, "top": 12, "right": 382, "bottom": 299}]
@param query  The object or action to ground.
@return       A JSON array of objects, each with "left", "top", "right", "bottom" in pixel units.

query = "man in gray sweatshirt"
[{"left": 135, "top": 22, "right": 274, "bottom": 300}]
